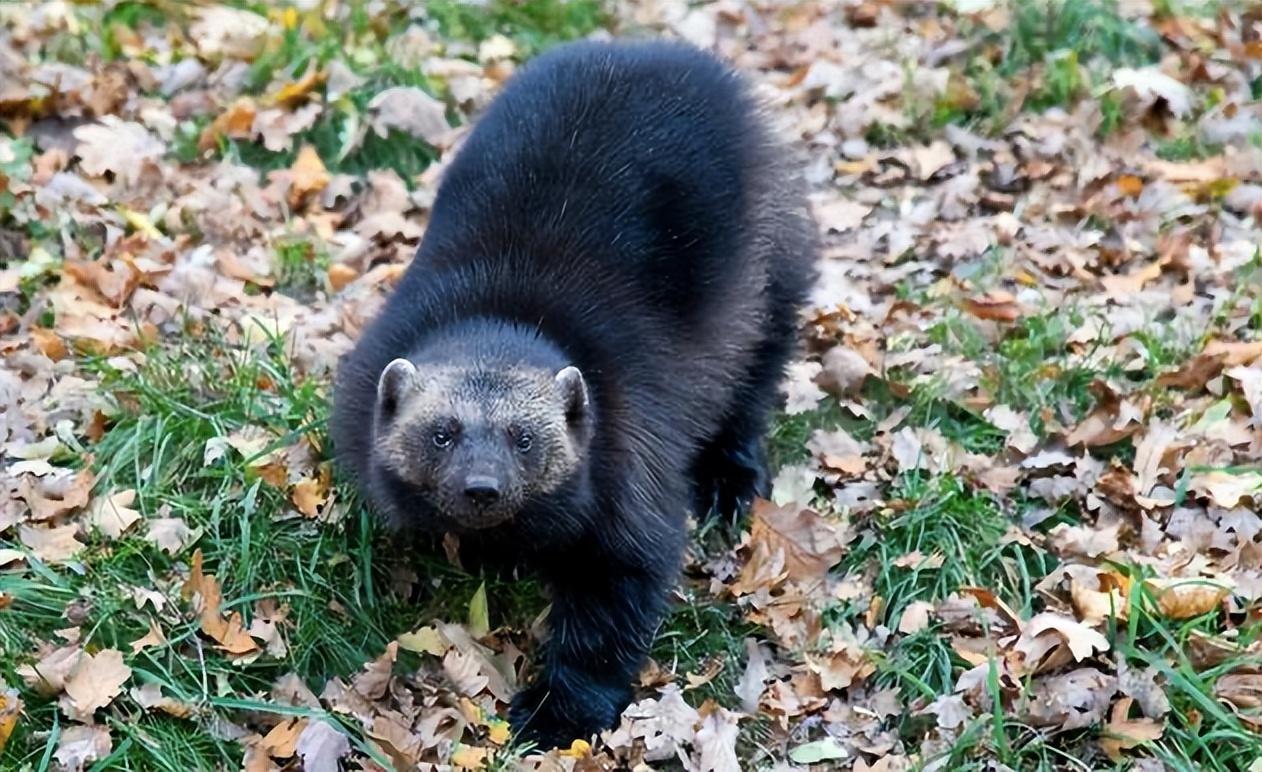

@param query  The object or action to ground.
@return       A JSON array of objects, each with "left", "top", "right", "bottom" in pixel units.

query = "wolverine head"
[{"left": 370, "top": 358, "right": 591, "bottom": 530}]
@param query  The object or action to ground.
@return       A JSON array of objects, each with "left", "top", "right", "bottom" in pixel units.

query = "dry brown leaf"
[
  {"left": 130, "top": 619, "right": 168, "bottom": 654},
  {"left": 1014, "top": 612, "right": 1110, "bottom": 673},
  {"left": 19, "top": 468, "right": 94, "bottom": 521},
  {"left": 351, "top": 641, "right": 397, "bottom": 700},
  {"left": 368, "top": 86, "right": 450, "bottom": 145},
  {"left": 130, "top": 682, "right": 197, "bottom": 719},
  {"left": 963, "top": 291, "right": 1022, "bottom": 322},
  {"left": 16, "top": 646, "right": 82, "bottom": 696},
  {"left": 18, "top": 523, "right": 85, "bottom": 563},
  {"left": 145, "top": 517, "right": 198, "bottom": 555},
  {"left": 261, "top": 717, "right": 307, "bottom": 758},
  {"left": 1146, "top": 577, "right": 1229, "bottom": 620},
  {"left": 1099, "top": 697, "right": 1164, "bottom": 761},
  {"left": 88, "top": 488, "right": 142, "bottom": 539},
  {"left": 60, "top": 648, "right": 131, "bottom": 721},
  {"left": 743, "top": 499, "right": 847, "bottom": 588},
  {"left": 291, "top": 467, "right": 330, "bottom": 518},
  {"left": 54, "top": 723, "right": 112, "bottom": 771},
  {"left": 182, "top": 550, "right": 261, "bottom": 656},
  {"left": 288, "top": 144, "right": 330, "bottom": 208}
]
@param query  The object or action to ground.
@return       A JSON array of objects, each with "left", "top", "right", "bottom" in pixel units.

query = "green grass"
[
  {"left": 932, "top": 0, "right": 1164, "bottom": 134},
  {"left": 1155, "top": 133, "right": 1224, "bottom": 161},
  {"left": 273, "top": 236, "right": 330, "bottom": 297},
  {"left": 0, "top": 331, "right": 540, "bottom": 768},
  {"left": 423, "top": 0, "right": 608, "bottom": 59},
  {"left": 840, "top": 474, "right": 1055, "bottom": 630}
]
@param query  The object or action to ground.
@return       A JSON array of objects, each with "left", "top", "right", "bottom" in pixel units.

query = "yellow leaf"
[
  {"left": 0, "top": 688, "right": 20, "bottom": 754},
  {"left": 468, "top": 582, "right": 490, "bottom": 639},
  {"left": 450, "top": 745, "right": 489, "bottom": 769},
  {"left": 485, "top": 719, "right": 511, "bottom": 746},
  {"left": 118, "top": 206, "right": 162, "bottom": 240},
  {"left": 271, "top": 66, "right": 326, "bottom": 108},
  {"left": 397, "top": 625, "right": 449, "bottom": 656},
  {"left": 1116, "top": 174, "right": 1144, "bottom": 197},
  {"left": 558, "top": 738, "right": 591, "bottom": 758}
]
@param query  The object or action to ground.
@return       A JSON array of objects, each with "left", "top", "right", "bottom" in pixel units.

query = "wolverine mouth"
[{"left": 440, "top": 505, "right": 516, "bottom": 531}]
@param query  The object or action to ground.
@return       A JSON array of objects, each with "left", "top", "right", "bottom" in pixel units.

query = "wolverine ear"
[
  {"left": 555, "top": 366, "right": 588, "bottom": 424},
  {"left": 377, "top": 358, "right": 419, "bottom": 418}
]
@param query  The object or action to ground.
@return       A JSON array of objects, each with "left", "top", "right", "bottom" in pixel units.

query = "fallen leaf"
[
  {"left": 295, "top": 719, "right": 349, "bottom": 772},
  {"left": 368, "top": 86, "right": 450, "bottom": 145},
  {"left": 0, "top": 687, "right": 20, "bottom": 755},
  {"left": 145, "top": 517, "right": 198, "bottom": 555},
  {"left": 1147, "top": 578, "right": 1229, "bottom": 620},
  {"left": 1099, "top": 697, "right": 1164, "bottom": 761},
  {"left": 695, "top": 704, "right": 741, "bottom": 772},
  {"left": 54, "top": 724, "right": 112, "bottom": 771},
  {"left": 288, "top": 144, "right": 330, "bottom": 208},
  {"left": 60, "top": 648, "right": 131, "bottom": 721},
  {"left": 88, "top": 489, "right": 142, "bottom": 539},
  {"left": 18, "top": 523, "right": 85, "bottom": 563}
]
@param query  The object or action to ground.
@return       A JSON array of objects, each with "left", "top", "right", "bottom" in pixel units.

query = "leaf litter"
[{"left": 2, "top": 0, "right": 1262, "bottom": 769}]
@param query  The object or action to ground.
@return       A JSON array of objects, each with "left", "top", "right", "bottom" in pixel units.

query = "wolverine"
[{"left": 331, "top": 39, "right": 818, "bottom": 748}]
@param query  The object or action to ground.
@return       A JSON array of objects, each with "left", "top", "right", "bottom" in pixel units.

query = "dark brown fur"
[{"left": 330, "top": 39, "right": 818, "bottom": 747}]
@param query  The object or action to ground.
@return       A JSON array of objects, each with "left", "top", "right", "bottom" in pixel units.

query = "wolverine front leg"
[{"left": 510, "top": 565, "right": 671, "bottom": 749}]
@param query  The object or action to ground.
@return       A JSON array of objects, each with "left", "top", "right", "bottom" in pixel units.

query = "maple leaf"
[
  {"left": 73, "top": 117, "right": 165, "bottom": 186},
  {"left": 60, "top": 648, "right": 131, "bottom": 721},
  {"left": 368, "top": 87, "right": 451, "bottom": 145}
]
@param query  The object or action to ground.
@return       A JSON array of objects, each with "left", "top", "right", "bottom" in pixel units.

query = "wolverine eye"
[
  {"left": 514, "top": 430, "right": 533, "bottom": 453},
  {"left": 432, "top": 429, "right": 454, "bottom": 449}
]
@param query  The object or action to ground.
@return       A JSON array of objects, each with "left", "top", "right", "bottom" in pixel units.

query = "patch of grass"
[
  {"left": 655, "top": 589, "right": 758, "bottom": 706},
  {"left": 0, "top": 330, "right": 535, "bottom": 767},
  {"left": 273, "top": 236, "right": 331, "bottom": 297},
  {"left": 424, "top": 0, "right": 609, "bottom": 59},
  {"left": 101, "top": 1, "right": 169, "bottom": 60},
  {"left": 1114, "top": 575, "right": 1262, "bottom": 770},
  {"left": 1155, "top": 133, "right": 1224, "bottom": 161},
  {"left": 1000, "top": 0, "right": 1162, "bottom": 76},
  {"left": 938, "top": 0, "right": 1163, "bottom": 132},
  {"left": 927, "top": 308, "right": 1116, "bottom": 435},
  {"left": 841, "top": 474, "right": 1054, "bottom": 629},
  {"left": 225, "top": 62, "right": 444, "bottom": 180},
  {"left": 874, "top": 626, "right": 958, "bottom": 699}
]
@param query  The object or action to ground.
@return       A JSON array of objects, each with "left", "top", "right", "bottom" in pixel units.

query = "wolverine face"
[{"left": 371, "top": 359, "right": 590, "bottom": 530}]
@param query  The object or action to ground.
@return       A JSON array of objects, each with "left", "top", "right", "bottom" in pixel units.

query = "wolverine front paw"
[{"left": 509, "top": 681, "right": 626, "bottom": 750}]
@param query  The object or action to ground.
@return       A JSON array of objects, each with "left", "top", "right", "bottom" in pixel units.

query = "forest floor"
[{"left": 3, "top": 0, "right": 1262, "bottom": 770}]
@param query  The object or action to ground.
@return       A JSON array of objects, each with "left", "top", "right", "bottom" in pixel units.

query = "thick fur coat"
[{"left": 331, "top": 39, "right": 817, "bottom": 747}]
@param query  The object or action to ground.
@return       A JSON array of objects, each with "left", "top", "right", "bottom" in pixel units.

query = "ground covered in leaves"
[{"left": 2, "top": 0, "right": 1262, "bottom": 769}]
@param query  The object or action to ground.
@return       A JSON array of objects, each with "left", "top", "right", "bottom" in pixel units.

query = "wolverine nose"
[{"left": 463, "top": 475, "right": 501, "bottom": 506}]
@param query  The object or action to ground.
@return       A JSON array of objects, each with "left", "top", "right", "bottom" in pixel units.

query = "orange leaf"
[{"left": 1116, "top": 174, "right": 1144, "bottom": 197}]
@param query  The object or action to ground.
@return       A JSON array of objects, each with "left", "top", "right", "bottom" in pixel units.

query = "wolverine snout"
[{"left": 463, "top": 474, "right": 502, "bottom": 506}]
